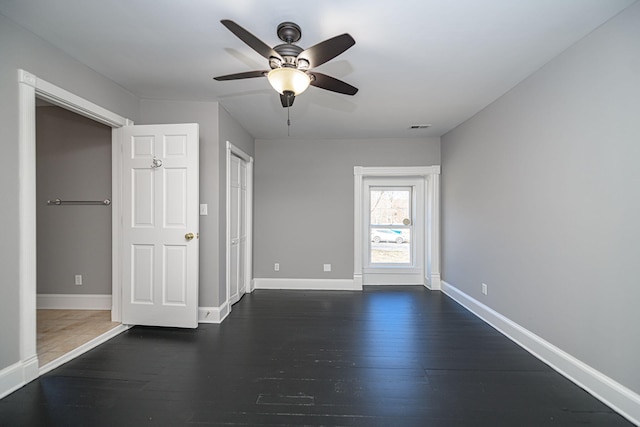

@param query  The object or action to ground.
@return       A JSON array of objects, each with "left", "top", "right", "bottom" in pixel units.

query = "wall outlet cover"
[{"left": 323, "top": 264, "right": 331, "bottom": 272}]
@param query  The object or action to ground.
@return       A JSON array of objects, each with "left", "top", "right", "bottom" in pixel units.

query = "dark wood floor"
[{"left": 0, "top": 287, "right": 632, "bottom": 426}]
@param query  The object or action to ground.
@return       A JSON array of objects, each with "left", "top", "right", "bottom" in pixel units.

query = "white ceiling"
[{"left": 0, "top": 0, "right": 635, "bottom": 139}]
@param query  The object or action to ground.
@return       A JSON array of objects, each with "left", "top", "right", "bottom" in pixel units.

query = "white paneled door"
[
  {"left": 118, "top": 124, "right": 199, "bottom": 328},
  {"left": 229, "top": 154, "right": 247, "bottom": 305}
]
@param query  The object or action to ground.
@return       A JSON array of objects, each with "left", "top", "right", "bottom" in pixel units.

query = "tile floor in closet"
[{"left": 36, "top": 309, "right": 120, "bottom": 366}]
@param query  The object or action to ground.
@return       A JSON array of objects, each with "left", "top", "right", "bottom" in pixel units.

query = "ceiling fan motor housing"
[
  {"left": 277, "top": 22, "right": 302, "bottom": 43},
  {"left": 270, "top": 22, "right": 306, "bottom": 70},
  {"left": 273, "top": 44, "right": 303, "bottom": 65}
]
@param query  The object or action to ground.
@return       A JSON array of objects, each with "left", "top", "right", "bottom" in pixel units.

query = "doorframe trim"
[
  {"left": 225, "top": 141, "right": 254, "bottom": 313},
  {"left": 353, "top": 166, "right": 441, "bottom": 290},
  {"left": 17, "top": 69, "right": 130, "bottom": 383}
]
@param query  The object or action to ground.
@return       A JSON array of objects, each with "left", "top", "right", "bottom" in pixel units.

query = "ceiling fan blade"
[
  {"left": 213, "top": 70, "right": 268, "bottom": 81},
  {"left": 280, "top": 93, "right": 295, "bottom": 107},
  {"left": 309, "top": 72, "right": 358, "bottom": 95},
  {"left": 298, "top": 34, "right": 355, "bottom": 68},
  {"left": 221, "top": 20, "right": 282, "bottom": 61}
]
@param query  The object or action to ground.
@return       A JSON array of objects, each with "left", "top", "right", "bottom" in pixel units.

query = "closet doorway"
[
  {"left": 226, "top": 141, "right": 254, "bottom": 310},
  {"left": 35, "top": 100, "right": 120, "bottom": 368},
  {"left": 229, "top": 153, "right": 247, "bottom": 304}
]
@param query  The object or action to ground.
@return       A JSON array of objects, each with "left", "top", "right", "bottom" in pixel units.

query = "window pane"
[
  {"left": 370, "top": 229, "right": 411, "bottom": 264},
  {"left": 370, "top": 190, "right": 410, "bottom": 226},
  {"left": 369, "top": 187, "right": 411, "bottom": 264}
]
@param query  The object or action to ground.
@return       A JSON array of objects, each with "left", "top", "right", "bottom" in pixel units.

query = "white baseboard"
[
  {"left": 39, "top": 324, "right": 130, "bottom": 376},
  {"left": 425, "top": 273, "right": 441, "bottom": 290},
  {"left": 0, "top": 357, "right": 37, "bottom": 400},
  {"left": 37, "top": 294, "right": 112, "bottom": 310},
  {"left": 2, "top": 323, "right": 141, "bottom": 399},
  {"left": 441, "top": 280, "right": 640, "bottom": 426},
  {"left": 353, "top": 274, "right": 363, "bottom": 289},
  {"left": 0, "top": 363, "right": 24, "bottom": 400},
  {"left": 253, "top": 278, "right": 362, "bottom": 291},
  {"left": 0, "top": 362, "right": 24, "bottom": 399},
  {"left": 198, "top": 303, "right": 230, "bottom": 324},
  {"left": 363, "top": 275, "right": 423, "bottom": 286},
  {"left": 1, "top": 324, "right": 127, "bottom": 399}
]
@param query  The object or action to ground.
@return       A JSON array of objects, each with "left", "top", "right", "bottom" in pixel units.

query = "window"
[{"left": 369, "top": 187, "right": 412, "bottom": 265}]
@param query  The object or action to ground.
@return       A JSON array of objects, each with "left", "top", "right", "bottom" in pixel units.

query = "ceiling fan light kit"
[{"left": 267, "top": 67, "right": 311, "bottom": 95}]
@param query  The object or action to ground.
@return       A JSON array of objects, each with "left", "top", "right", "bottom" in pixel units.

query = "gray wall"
[
  {"left": 218, "top": 106, "right": 255, "bottom": 304},
  {"left": 36, "top": 106, "right": 112, "bottom": 295},
  {"left": 441, "top": 2, "right": 640, "bottom": 394},
  {"left": 0, "top": 13, "right": 139, "bottom": 371},
  {"left": 254, "top": 137, "right": 440, "bottom": 279}
]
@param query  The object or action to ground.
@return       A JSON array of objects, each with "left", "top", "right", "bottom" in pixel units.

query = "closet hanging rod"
[{"left": 47, "top": 198, "right": 111, "bottom": 206}]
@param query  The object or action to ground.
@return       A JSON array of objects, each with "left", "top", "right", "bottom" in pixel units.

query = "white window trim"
[
  {"left": 365, "top": 181, "right": 420, "bottom": 271},
  {"left": 354, "top": 166, "right": 441, "bottom": 290}
]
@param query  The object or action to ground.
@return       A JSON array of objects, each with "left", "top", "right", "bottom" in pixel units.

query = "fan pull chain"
[{"left": 287, "top": 103, "right": 291, "bottom": 136}]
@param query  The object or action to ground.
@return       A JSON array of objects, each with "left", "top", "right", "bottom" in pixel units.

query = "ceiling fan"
[{"left": 214, "top": 20, "right": 358, "bottom": 108}]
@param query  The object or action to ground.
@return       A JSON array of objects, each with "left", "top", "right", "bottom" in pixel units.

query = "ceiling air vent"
[{"left": 409, "top": 124, "right": 431, "bottom": 129}]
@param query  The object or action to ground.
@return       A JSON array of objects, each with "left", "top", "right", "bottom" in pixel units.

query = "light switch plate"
[{"left": 199, "top": 204, "right": 208, "bottom": 215}]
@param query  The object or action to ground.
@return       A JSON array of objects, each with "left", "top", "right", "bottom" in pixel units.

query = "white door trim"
[
  {"left": 17, "top": 69, "right": 131, "bottom": 381},
  {"left": 225, "top": 141, "right": 254, "bottom": 312},
  {"left": 354, "top": 166, "right": 441, "bottom": 290}
]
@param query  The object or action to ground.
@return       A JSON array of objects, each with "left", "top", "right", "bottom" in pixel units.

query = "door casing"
[{"left": 353, "top": 166, "right": 441, "bottom": 290}]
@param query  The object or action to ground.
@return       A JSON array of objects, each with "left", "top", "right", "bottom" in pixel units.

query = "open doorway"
[
  {"left": 35, "top": 101, "right": 120, "bottom": 367},
  {"left": 18, "top": 70, "right": 132, "bottom": 381}
]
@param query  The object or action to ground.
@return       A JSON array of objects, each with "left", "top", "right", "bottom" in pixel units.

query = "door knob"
[{"left": 185, "top": 232, "right": 195, "bottom": 241}]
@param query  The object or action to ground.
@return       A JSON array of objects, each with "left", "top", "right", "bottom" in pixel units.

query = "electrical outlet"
[
  {"left": 274, "top": 263, "right": 280, "bottom": 271},
  {"left": 323, "top": 264, "right": 331, "bottom": 272},
  {"left": 481, "top": 283, "right": 488, "bottom": 295},
  {"left": 75, "top": 275, "right": 83, "bottom": 286}
]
